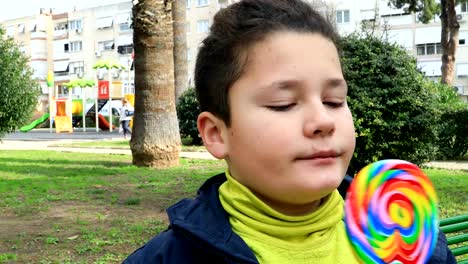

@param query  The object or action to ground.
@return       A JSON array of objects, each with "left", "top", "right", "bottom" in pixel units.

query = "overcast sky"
[{"left": 0, "top": 0, "right": 128, "bottom": 22}]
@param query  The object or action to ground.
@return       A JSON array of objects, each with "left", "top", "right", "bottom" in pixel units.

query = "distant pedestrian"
[{"left": 119, "top": 98, "right": 133, "bottom": 139}]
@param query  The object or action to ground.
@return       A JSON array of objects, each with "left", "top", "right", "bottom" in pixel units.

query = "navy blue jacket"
[{"left": 124, "top": 173, "right": 456, "bottom": 264}]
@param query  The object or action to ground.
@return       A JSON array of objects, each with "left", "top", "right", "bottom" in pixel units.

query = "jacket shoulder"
[
  {"left": 123, "top": 229, "right": 174, "bottom": 264},
  {"left": 123, "top": 221, "right": 233, "bottom": 264},
  {"left": 427, "top": 230, "right": 457, "bottom": 264}
]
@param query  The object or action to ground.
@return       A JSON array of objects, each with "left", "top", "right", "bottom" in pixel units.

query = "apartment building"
[
  {"left": 186, "top": 0, "right": 232, "bottom": 85},
  {"left": 0, "top": 0, "right": 231, "bottom": 102},
  {"left": 3, "top": 0, "right": 468, "bottom": 104},
  {"left": 323, "top": 0, "right": 468, "bottom": 101}
]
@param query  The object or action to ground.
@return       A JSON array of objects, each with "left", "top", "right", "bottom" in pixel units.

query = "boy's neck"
[{"left": 252, "top": 190, "right": 325, "bottom": 216}]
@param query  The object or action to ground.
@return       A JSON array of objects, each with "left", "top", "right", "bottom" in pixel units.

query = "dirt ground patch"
[{"left": 0, "top": 200, "right": 172, "bottom": 263}]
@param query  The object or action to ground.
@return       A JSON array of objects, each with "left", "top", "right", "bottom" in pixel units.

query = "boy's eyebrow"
[
  {"left": 257, "top": 79, "right": 301, "bottom": 93},
  {"left": 325, "top": 78, "right": 348, "bottom": 91},
  {"left": 258, "top": 78, "right": 348, "bottom": 93}
]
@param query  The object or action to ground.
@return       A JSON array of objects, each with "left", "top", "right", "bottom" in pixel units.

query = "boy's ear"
[{"left": 197, "top": 112, "right": 228, "bottom": 159}]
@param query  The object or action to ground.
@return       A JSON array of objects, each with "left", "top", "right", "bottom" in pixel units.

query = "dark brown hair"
[{"left": 194, "top": 0, "right": 339, "bottom": 126}]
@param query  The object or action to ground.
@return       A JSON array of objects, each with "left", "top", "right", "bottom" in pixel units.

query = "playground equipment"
[
  {"left": 52, "top": 95, "right": 73, "bottom": 133},
  {"left": 63, "top": 79, "right": 96, "bottom": 132},
  {"left": 19, "top": 113, "right": 50, "bottom": 132},
  {"left": 93, "top": 59, "right": 126, "bottom": 132},
  {"left": 20, "top": 64, "right": 132, "bottom": 133}
]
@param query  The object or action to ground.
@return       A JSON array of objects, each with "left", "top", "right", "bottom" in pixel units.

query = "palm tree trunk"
[
  {"left": 173, "top": 0, "right": 188, "bottom": 99},
  {"left": 131, "top": 0, "right": 181, "bottom": 168},
  {"left": 440, "top": 0, "right": 459, "bottom": 85}
]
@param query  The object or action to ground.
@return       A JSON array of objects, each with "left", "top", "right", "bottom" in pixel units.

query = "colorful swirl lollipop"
[{"left": 344, "top": 159, "right": 439, "bottom": 264}]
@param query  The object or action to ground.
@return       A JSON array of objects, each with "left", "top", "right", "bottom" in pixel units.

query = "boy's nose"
[{"left": 303, "top": 104, "right": 335, "bottom": 137}]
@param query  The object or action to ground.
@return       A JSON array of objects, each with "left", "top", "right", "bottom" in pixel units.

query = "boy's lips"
[{"left": 295, "top": 150, "right": 339, "bottom": 160}]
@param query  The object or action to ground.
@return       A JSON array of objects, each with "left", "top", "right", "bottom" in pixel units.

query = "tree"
[
  {"left": 176, "top": 88, "right": 202, "bottom": 145},
  {"left": 341, "top": 34, "right": 439, "bottom": 174},
  {"left": 0, "top": 27, "right": 40, "bottom": 138},
  {"left": 388, "top": 0, "right": 467, "bottom": 85},
  {"left": 172, "top": 0, "right": 188, "bottom": 99},
  {"left": 131, "top": 0, "right": 181, "bottom": 168}
]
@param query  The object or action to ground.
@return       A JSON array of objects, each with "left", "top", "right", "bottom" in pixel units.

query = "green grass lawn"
[
  {"left": 0, "top": 150, "right": 466, "bottom": 263},
  {"left": 0, "top": 150, "right": 225, "bottom": 263},
  {"left": 51, "top": 140, "right": 206, "bottom": 152}
]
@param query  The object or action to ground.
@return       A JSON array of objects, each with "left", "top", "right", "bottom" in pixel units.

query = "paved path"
[
  {"left": 2, "top": 139, "right": 467, "bottom": 168},
  {"left": 2, "top": 130, "right": 468, "bottom": 168},
  {"left": 1, "top": 130, "right": 217, "bottom": 160},
  {"left": 424, "top": 161, "right": 468, "bottom": 171},
  {"left": 0, "top": 140, "right": 216, "bottom": 160}
]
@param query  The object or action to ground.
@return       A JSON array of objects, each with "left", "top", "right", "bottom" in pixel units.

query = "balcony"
[{"left": 53, "top": 29, "right": 68, "bottom": 38}]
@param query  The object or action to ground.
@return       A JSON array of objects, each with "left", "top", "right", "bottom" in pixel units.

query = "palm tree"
[
  {"left": 63, "top": 79, "right": 96, "bottom": 132},
  {"left": 173, "top": 0, "right": 188, "bottom": 99},
  {"left": 131, "top": 0, "right": 181, "bottom": 168},
  {"left": 92, "top": 59, "right": 126, "bottom": 132}
]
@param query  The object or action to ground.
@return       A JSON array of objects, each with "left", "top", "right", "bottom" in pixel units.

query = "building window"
[
  {"left": 417, "top": 45, "right": 425, "bottom": 56},
  {"left": 416, "top": 43, "right": 442, "bottom": 56},
  {"left": 197, "top": 0, "right": 208, "bottom": 7},
  {"left": 197, "top": 20, "right": 209, "bottom": 33},
  {"left": 187, "top": 0, "right": 191, "bottom": 9},
  {"left": 118, "top": 45, "right": 133, "bottom": 54},
  {"left": 336, "top": 10, "right": 350, "bottom": 24},
  {"left": 69, "top": 19, "right": 82, "bottom": 30},
  {"left": 6, "top": 26, "right": 15, "bottom": 37},
  {"left": 96, "top": 17, "right": 114, "bottom": 29},
  {"left": 117, "top": 13, "right": 131, "bottom": 32},
  {"left": 69, "top": 41, "right": 82, "bottom": 52},
  {"left": 18, "top": 24, "right": 25, "bottom": 33},
  {"left": 462, "top": 2, "right": 468, "bottom": 13},
  {"left": 460, "top": 39, "right": 466, "bottom": 45},
  {"left": 29, "top": 23, "right": 37, "bottom": 32},
  {"left": 54, "top": 22, "right": 68, "bottom": 31},
  {"left": 436, "top": 43, "right": 442, "bottom": 54},
  {"left": 120, "top": 23, "right": 130, "bottom": 31},
  {"left": 426, "top": 44, "right": 435, "bottom": 55},
  {"left": 98, "top": 40, "right": 114, "bottom": 51},
  {"left": 70, "top": 61, "right": 84, "bottom": 74}
]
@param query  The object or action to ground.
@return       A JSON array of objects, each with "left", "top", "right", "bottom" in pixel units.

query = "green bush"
[
  {"left": 0, "top": 27, "right": 40, "bottom": 137},
  {"left": 342, "top": 34, "right": 439, "bottom": 174},
  {"left": 436, "top": 107, "right": 468, "bottom": 158},
  {"left": 424, "top": 80, "right": 468, "bottom": 159},
  {"left": 176, "top": 88, "right": 202, "bottom": 145}
]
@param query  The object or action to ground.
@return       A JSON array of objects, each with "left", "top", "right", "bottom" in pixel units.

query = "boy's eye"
[
  {"left": 324, "top": 101, "right": 344, "bottom": 108},
  {"left": 266, "top": 103, "right": 296, "bottom": 111}
]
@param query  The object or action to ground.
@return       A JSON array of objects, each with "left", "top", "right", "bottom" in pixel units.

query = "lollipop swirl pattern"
[{"left": 344, "top": 159, "right": 439, "bottom": 264}]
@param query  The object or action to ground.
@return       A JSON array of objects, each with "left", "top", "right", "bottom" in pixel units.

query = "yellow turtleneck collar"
[{"left": 219, "top": 170, "right": 359, "bottom": 264}]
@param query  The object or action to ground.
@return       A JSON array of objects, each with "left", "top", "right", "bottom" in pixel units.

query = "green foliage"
[
  {"left": 0, "top": 27, "right": 40, "bottom": 137},
  {"left": 436, "top": 106, "right": 468, "bottom": 159},
  {"left": 425, "top": 80, "right": 468, "bottom": 159},
  {"left": 342, "top": 34, "right": 439, "bottom": 174},
  {"left": 388, "top": 0, "right": 439, "bottom": 23},
  {"left": 176, "top": 88, "right": 202, "bottom": 145},
  {"left": 426, "top": 80, "right": 465, "bottom": 110}
]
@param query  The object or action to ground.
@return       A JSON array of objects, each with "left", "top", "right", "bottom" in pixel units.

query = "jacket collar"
[
  {"left": 166, "top": 173, "right": 259, "bottom": 263},
  {"left": 165, "top": 173, "right": 353, "bottom": 263}
]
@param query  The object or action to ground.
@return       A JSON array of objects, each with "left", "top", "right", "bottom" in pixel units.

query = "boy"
[{"left": 124, "top": 0, "right": 454, "bottom": 263}]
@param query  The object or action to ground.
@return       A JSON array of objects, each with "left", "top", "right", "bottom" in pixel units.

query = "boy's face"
[{"left": 224, "top": 32, "right": 355, "bottom": 214}]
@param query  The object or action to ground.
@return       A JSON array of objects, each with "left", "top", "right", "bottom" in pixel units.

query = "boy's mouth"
[{"left": 295, "top": 150, "right": 339, "bottom": 160}]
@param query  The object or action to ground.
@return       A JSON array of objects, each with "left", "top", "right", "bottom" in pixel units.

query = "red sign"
[{"left": 98, "top": 81, "right": 109, "bottom": 99}]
